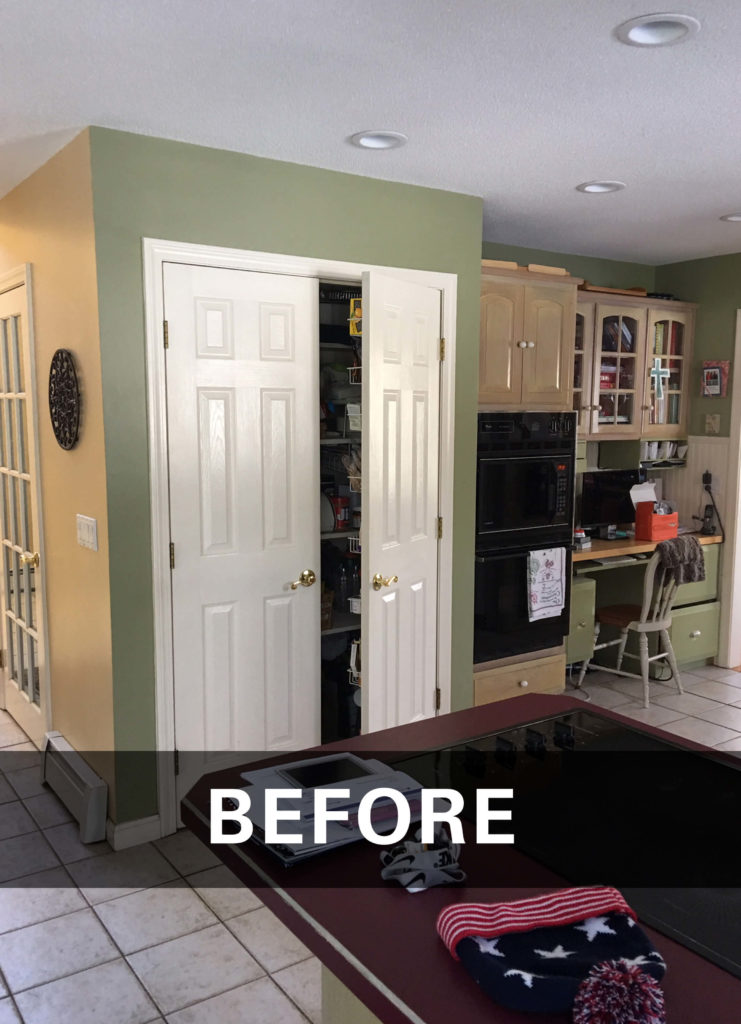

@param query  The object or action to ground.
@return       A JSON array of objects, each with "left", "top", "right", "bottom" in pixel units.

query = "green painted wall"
[
  {"left": 482, "top": 241, "right": 656, "bottom": 292},
  {"left": 88, "top": 128, "right": 483, "bottom": 821},
  {"left": 655, "top": 255, "right": 741, "bottom": 437}
]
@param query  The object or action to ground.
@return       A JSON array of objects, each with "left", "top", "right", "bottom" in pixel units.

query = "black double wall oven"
[{"left": 474, "top": 412, "right": 576, "bottom": 664}]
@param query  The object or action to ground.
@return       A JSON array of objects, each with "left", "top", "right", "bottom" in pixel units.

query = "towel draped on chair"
[{"left": 656, "top": 535, "right": 705, "bottom": 586}]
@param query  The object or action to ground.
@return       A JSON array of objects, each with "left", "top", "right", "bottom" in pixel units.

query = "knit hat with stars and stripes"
[{"left": 437, "top": 886, "right": 666, "bottom": 1022}]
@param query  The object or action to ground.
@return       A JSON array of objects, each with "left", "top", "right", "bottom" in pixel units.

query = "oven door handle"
[
  {"left": 476, "top": 545, "right": 573, "bottom": 563},
  {"left": 475, "top": 551, "right": 528, "bottom": 564}
]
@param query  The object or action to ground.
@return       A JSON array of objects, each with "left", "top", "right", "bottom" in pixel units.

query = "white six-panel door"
[
  {"left": 362, "top": 272, "right": 442, "bottom": 732},
  {"left": 164, "top": 264, "right": 320, "bottom": 799}
]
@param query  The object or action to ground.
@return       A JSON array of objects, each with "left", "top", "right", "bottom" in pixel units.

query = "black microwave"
[{"left": 475, "top": 412, "right": 576, "bottom": 550}]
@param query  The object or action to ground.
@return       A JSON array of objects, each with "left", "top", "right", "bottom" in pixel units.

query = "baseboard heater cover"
[{"left": 41, "top": 731, "right": 108, "bottom": 843}]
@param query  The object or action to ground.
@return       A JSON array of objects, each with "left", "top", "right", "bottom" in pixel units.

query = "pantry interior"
[{"left": 319, "top": 283, "right": 364, "bottom": 742}]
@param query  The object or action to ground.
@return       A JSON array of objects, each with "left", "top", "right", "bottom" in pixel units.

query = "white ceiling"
[{"left": 3, "top": 0, "right": 741, "bottom": 265}]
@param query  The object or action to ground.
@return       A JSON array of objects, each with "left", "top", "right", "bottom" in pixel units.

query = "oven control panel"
[{"left": 555, "top": 462, "right": 570, "bottom": 515}]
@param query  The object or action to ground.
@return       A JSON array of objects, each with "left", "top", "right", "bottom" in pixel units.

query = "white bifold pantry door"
[
  {"left": 362, "top": 272, "right": 441, "bottom": 732},
  {"left": 163, "top": 262, "right": 442, "bottom": 800},
  {"left": 164, "top": 263, "right": 321, "bottom": 800}
]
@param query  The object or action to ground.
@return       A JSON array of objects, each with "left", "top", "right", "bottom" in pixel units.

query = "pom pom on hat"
[{"left": 573, "top": 959, "right": 666, "bottom": 1024}]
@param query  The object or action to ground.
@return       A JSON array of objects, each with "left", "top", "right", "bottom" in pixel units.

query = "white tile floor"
[
  {"left": 0, "top": 710, "right": 321, "bottom": 1024},
  {"left": 568, "top": 662, "right": 741, "bottom": 753},
  {"left": 2, "top": 666, "right": 740, "bottom": 1023}
]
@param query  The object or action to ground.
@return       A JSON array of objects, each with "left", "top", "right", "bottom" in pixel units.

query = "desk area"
[
  {"left": 572, "top": 532, "right": 722, "bottom": 563},
  {"left": 567, "top": 533, "right": 723, "bottom": 668}
]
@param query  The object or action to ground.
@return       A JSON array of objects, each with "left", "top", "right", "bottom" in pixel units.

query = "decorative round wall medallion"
[{"left": 48, "top": 349, "right": 80, "bottom": 450}]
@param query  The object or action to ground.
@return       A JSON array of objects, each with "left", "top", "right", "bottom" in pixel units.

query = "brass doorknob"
[
  {"left": 20, "top": 552, "right": 40, "bottom": 569},
  {"left": 372, "top": 573, "right": 398, "bottom": 591},
  {"left": 290, "top": 569, "right": 316, "bottom": 590}
]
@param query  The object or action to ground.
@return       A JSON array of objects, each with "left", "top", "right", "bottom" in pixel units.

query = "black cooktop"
[{"left": 394, "top": 709, "right": 741, "bottom": 979}]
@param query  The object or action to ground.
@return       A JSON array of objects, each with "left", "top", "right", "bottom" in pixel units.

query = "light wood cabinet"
[
  {"left": 474, "top": 651, "right": 566, "bottom": 706},
  {"left": 479, "top": 267, "right": 580, "bottom": 409},
  {"left": 575, "top": 293, "right": 696, "bottom": 440}
]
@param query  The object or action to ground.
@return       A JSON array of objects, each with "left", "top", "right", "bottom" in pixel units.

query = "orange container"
[{"left": 634, "top": 501, "right": 678, "bottom": 541}]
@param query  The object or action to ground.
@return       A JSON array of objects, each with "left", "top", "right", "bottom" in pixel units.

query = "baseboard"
[{"left": 106, "top": 813, "right": 162, "bottom": 850}]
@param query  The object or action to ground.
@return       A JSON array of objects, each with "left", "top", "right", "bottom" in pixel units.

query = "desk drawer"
[
  {"left": 669, "top": 601, "right": 720, "bottom": 664},
  {"left": 474, "top": 652, "right": 566, "bottom": 706},
  {"left": 674, "top": 543, "right": 719, "bottom": 607},
  {"left": 566, "top": 577, "right": 595, "bottom": 663}
]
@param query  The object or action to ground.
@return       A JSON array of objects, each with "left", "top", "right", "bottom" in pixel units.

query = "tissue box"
[{"left": 634, "top": 501, "right": 678, "bottom": 541}]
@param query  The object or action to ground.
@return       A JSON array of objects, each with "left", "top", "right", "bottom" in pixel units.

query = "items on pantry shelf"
[
  {"left": 341, "top": 447, "right": 362, "bottom": 491},
  {"left": 349, "top": 297, "right": 362, "bottom": 335},
  {"left": 436, "top": 886, "right": 666, "bottom": 1020}
]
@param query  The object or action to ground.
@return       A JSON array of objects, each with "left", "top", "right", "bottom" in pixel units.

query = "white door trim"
[
  {"left": 717, "top": 310, "right": 741, "bottom": 668},
  {"left": 0, "top": 263, "right": 52, "bottom": 738},
  {"left": 143, "top": 238, "right": 457, "bottom": 836}
]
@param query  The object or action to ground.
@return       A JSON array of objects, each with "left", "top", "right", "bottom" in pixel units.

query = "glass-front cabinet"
[
  {"left": 641, "top": 309, "right": 692, "bottom": 437},
  {"left": 573, "top": 303, "right": 595, "bottom": 435},
  {"left": 589, "top": 304, "right": 647, "bottom": 436},
  {"left": 574, "top": 296, "right": 695, "bottom": 440}
]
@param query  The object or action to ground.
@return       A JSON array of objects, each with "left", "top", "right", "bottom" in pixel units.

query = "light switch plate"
[
  {"left": 705, "top": 413, "right": 720, "bottom": 435},
  {"left": 76, "top": 514, "right": 98, "bottom": 551}
]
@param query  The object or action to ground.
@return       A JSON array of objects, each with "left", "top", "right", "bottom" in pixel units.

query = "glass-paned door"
[
  {"left": 591, "top": 305, "right": 647, "bottom": 436},
  {"left": 642, "top": 310, "right": 690, "bottom": 436},
  {"left": 573, "top": 303, "right": 595, "bottom": 435},
  {"left": 0, "top": 279, "right": 47, "bottom": 747}
]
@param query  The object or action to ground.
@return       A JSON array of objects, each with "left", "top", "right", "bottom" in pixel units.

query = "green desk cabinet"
[{"left": 566, "top": 576, "right": 596, "bottom": 664}]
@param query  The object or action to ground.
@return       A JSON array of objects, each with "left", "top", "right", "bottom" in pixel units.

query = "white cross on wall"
[{"left": 650, "top": 357, "right": 670, "bottom": 399}]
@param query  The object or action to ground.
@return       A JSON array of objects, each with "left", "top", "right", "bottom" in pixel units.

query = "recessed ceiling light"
[
  {"left": 349, "top": 130, "right": 407, "bottom": 150},
  {"left": 575, "top": 181, "right": 626, "bottom": 194},
  {"left": 615, "top": 13, "right": 701, "bottom": 47},
  {"left": 720, "top": 213, "right": 741, "bottom": 222}
]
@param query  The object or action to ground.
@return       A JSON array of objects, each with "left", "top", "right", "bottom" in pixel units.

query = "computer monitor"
[{"left": 579, "top": 469, "right": 642, "bottom": 531}]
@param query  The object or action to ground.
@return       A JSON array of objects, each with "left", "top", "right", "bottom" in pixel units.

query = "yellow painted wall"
[{"left": 0, "top": 131, "right": 115, "bottom": 804}]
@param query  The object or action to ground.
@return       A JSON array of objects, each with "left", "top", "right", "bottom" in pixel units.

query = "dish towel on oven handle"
[{"left": 527, "top": 548, "right": 566, "bottom": 622}]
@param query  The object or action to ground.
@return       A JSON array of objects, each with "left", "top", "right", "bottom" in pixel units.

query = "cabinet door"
[
  {"left": 574, "top": 301, "right": 596, "bottom": 435},
  {"left": 641, "top": 308, "right": 693, "bottom": 437},
  {"left": 520, "top": 284, "right": 575, "bottom": 409},
  {"left": 590, "top": 304, "right": 647, "bottom": 436},
  {"left": 479, "top": 281, "right": 523, "bottom": 405}
]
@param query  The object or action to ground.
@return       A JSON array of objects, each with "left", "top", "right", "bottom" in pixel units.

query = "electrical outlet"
[{"left": 705, "top": 414, "right": 720, "bottom": 435}]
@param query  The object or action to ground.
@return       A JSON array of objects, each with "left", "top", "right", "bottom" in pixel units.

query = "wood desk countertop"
[
  {"left": 182, "top": 694, "right": 740, "bottom": 1024},
  {"left": 573, "top": 533, "right": 722, "bottom": 562}
]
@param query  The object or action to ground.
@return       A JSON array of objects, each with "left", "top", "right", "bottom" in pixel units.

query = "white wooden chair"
[{"left": 574, "top": 551, "right": 683, "bottom": 708}]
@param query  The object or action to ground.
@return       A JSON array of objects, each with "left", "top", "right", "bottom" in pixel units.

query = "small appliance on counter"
[{"left": 474, "top": 412, "right": 576, "bottom": 663}]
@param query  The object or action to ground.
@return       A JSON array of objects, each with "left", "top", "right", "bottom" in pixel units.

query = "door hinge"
[
  {"left": 163, "top": 320, "right": 169, "bottom": 349},
  {"left": 437, "top": 516, "right": 443, "bottom": 540},
  {"left": 169, "top": 542, "right": 175, "bottom": 570},
  {"left": 439, "top": 337, "right": 446, "bottom": 361},
  {"left": 434, "top": 687, "right": 441, "bottom": 712},
  {"left": 174, "top": 748, "right": 180, "bottom": 776}
]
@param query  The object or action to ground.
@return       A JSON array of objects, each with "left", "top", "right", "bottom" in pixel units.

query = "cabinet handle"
[
  {"left": 578, "top": 621, "right": 586, "bottom": 628},
  {"left": 641, "top": 405, "right": 651, "bottom": 411},
  {"left": 527, "top": 341, "right": 535, "bottom": 349},
  {"left": 689, "top": 630, "right": 702, "bottom": 638},
  {"left": 517, "top": 341, "right": 527, "bottom": 349},
  {"left": 519, "top": 679, "right": 529, "bottom": 688}
]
